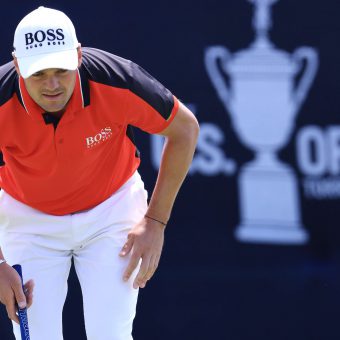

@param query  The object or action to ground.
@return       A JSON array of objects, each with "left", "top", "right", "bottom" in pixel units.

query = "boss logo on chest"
[
  {"left": 25, "top": 28, "right": 65, "bottom": 48},
  {"left": 86, "top": 127, "right": 113, "bottom": 149}
]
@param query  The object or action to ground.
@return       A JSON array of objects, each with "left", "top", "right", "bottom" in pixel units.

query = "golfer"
[{"left": 0, "top": 6, "right": 199, "bottom": 340}]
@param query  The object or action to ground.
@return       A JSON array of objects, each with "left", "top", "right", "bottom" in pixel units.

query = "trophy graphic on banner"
[{"left": 205, "top": 0, "right": 319, "bottom": 244}]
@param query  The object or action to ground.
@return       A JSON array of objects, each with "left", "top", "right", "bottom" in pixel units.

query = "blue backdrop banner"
[{"left": 0, "top": 1, "right": 339, "bottom": 339}]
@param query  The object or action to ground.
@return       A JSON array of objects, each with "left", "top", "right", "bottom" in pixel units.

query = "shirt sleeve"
[{"left": 124, "top": 61, "right": 179, "bottom": 134}]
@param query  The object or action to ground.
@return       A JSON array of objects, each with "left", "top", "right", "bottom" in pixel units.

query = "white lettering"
[
  {"left": 150, "top": 135, "right": 164, "bottom": 169},
  {"left": 85, "top": 126, "right": 112, "bottom": 148},
  {"left": 94, "top": 133, "right": 102, "bottom": 142},
  {"left": 328, "top": 126, "right": 340, "bottom": 175},
  {"left": 190, "top": 123, "right": 236, "bottom": 176},
  {"left": 303, "top": 177, "right": 340, "bottom": 199},
  {"left": 150, "top": 122, "right": 236, "bottom": 176},
  {"left": 296, "top": 125, "right": 340, "bottom": 176},
  {"left": 296, "top": 126, "right": 327, "bottom": 176},
  {"left": 86, "top": 136, "right": 94, "bottom": 146}
]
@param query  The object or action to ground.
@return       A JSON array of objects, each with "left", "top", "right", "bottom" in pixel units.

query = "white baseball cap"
[{"left": 13, "top": 6, "right": 79, "bottom": 79}]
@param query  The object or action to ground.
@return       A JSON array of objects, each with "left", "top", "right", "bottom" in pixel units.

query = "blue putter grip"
[{"left": 12, "top": 264, "right": 30, "bottom": 340}]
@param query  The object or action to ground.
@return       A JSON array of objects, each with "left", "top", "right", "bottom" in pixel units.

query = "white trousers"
[{"left": 0, "top": 172, "right": 148, "bottom": 340}]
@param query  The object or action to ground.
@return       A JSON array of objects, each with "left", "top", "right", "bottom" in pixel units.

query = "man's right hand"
[{"left": 0, "top": 263, "right": 34, "bottom": 324}]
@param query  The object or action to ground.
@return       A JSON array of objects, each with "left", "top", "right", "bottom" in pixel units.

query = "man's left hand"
[{"left": 119, "top": 217, "right": 165, "bottom": 289}]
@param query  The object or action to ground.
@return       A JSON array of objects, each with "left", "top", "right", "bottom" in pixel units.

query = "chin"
[{"left": 41, "top": 103, "right": 66, "bottom": 113}]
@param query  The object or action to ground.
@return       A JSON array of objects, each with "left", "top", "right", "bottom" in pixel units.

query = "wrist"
[
  {"left": 0, "top": 259, "right": 7, "bottom": 266},
  {"left": 144, "top": 214, "right": 167, "bottom": 227},
  {"left": 145, "top": 207, "right": 171, "bottom": 225}
]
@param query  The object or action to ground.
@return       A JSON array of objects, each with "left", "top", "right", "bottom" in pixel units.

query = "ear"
[
  {"left": 77, "top": 43, "right": 82, "bottom": 68},
  {"left": 12, "top": 53, "right": 21, "bottom": 76}
]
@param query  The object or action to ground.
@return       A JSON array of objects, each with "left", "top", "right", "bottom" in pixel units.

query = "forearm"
[
  {"left": 121, "top": 103, "right": 198, "bottom": 288},
  {"left": 146, "top": 108, "right": 199, "bottom": 222},
  {"left": 0, "top": 248, "right": 4, "bottom": 261}
]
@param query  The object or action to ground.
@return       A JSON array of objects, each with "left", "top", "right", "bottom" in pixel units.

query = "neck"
[{"left": 44, "top": 109, "right": 65, "bottom": 118}]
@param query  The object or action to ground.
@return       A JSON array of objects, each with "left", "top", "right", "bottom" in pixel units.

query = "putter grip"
[{"left": 12, "top": 264, "right": 30, "bottom": 340}]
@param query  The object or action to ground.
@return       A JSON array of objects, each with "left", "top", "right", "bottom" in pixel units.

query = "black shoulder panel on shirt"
[
  {"left": 128, "top": 62, "right": 174, "bottom": 120},
  {"left": 80, "top": 48, "right": 130, "bottom": 89},
  {"left": 0, "top": 61, "right": 18, "bottom": 107},
  {"left": 81, "top": 48, "right": 175, "bottom": 119}
]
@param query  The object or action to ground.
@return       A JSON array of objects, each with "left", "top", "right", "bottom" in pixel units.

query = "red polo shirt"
[{"left": 0, "top": 48, "right": 178, "bottom": 215}]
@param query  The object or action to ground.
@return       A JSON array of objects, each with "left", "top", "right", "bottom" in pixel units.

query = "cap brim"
[{"left": 17, "top": 49, "right": 78, "bottom": 79}]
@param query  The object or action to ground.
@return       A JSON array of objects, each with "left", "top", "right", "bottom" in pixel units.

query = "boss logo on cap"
[{"left": 25, "top": 28, "right": 65, "bottom": 49}]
